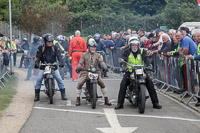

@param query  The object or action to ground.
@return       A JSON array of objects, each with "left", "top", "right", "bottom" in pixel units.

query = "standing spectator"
[
  {"left": 179, "top": 27, "right": 191, "bottom": 37},
  {"left": 114, "top": 33, "right": 126, "bottom": 49},
  {"left": 140, "top": 36, "right": 152, "bottom": 50},
  {"left": 25, "top": 36, "right": 41, "bottom": 81},
  {"left": 138, "top": 28, "right": 145, "bottom": 39},
  {"left": 105, "top": 34, "right": 115, "bottom": 49},
  {"left": 168, "top": 29, "right": 176, "bottom": 50},
  {"left": 152, "top": 29, "right": 171, "bottom": 51},
  {"left": 191, "top": 29, "right": 200, "bottom": 45},
  {"left": 8, "top": 37, "right": 17, "bottom": 66},
  {"left": 186, "top": 30, "right": 200, "bottom": 106},
  {"left": 157, "top": 34, "right": 172, "bottom": 54},
  {"left": 94, "top": 33, "right": 106, "bottom": 53},
  {"left": 127, "top": 29, "right": 131, "bottom": 35},
  {"left": 176, "top": 30, "right": 197, "bottom": 93},
  {"left": 166, "top": 35, "right": 180, "bottom": 56},
  {"left": 68, "top": 30, "right": 87, "bottom": 81}
]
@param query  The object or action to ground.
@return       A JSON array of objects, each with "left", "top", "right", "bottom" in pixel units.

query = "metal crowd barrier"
[
  {"left": 151, "top": 54, "right": 200, "bottom": 105},
  {"left": 0, "top": 54, "right": 11, "bottom": 89},
  {"left": 105, "top": 48, "right": 123, "bottom": 72}
]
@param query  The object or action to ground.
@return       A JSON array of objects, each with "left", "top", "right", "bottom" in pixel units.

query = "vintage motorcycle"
[
  {"left": 41, "top": 63, "right": 57, "bottom": 104},
  {"left": 81, "top": 66, "right": 102, "bottom": 109},
  {"left": 118, "top": 58, "right": 154, "bottom": 114},
  {"left": 23, "top": 50, "right": 30, "bottom": 68}
]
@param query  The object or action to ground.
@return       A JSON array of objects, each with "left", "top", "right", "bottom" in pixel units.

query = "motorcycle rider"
[
  {"left": 19, "top": 38, "right": 29, "bottom": 68},
  {"left": 75, "top": 38, "right": 111, "bottom": 106},
  {"left": 34, "top": 34, "right": 67, "bottom": 101},
  {"left": 115, "top": 38, "right": 162, "bottom": 110},
  {"left": 25, "top": 36, "right": 41, "bottom": 81}
]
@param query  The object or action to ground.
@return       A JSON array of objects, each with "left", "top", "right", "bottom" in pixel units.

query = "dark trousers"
[
  {"left": 19, "top": 55, "right": 24, "bottom": 67},
  {"left": 13, "top": 52, "right": 17, "bottom": 66},
  {"left": 66, "top": 56, "right": 72, "bottom": 78},
  {"left": 117, "top": 72, "right": 159, "bottom": 105}
]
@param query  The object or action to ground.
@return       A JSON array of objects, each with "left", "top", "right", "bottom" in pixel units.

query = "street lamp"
[{"left": 9, "top": 0, "right": 14, "bottom": 74}]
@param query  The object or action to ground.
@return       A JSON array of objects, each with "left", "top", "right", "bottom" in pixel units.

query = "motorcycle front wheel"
[
  {"left": 48, "top": 79, "right": 54, "bottom": 104},
  {"left": 91, "top": 83, "right": 97, "bottom": 109},
  {"left": 138, "top": 84, "right": 146, "bottom": 114}
]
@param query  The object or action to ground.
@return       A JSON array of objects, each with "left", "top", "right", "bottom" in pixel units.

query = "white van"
[{"left": 179, "top": 22, "right": 200, "bottom": 31}]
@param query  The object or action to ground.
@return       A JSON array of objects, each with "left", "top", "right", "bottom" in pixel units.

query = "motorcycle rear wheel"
[
  {"left": 138, "top": 84, "right": 146, "bottom": 114},
  {"left": 48, "top": 79, "right": 54, "bottom": 104},
  {"left": 91, "top": 83, "right": 97, "bottom": 109}
]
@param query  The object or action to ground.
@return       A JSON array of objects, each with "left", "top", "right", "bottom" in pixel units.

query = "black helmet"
[
  {"left": 33, "top": 36, "right": 40, "bottom": 43},
  {"left": 43, "top": 34, "right": 54, "bottom": 42},
  {"left": 87, "top": 35, "right": 92, "bottom": 39}
]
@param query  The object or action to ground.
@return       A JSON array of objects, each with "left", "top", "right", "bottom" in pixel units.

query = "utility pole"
[{"left": 9, "top": 0, "right": 14, "bottom": 74}]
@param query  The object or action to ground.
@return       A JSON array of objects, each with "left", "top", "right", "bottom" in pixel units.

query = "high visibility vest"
[
  {"left": 53, "top": 40, "right": 58, "bottom": 45},
  {"left": 8, "top": 41, "right": 17, "bottom": 50},
  {"left": 171, "top": 44, "right": 180, "bottom": 55},
  {"left": 127, "top": 48, "right": 144, "bottom": 72},
  {"left": 58, "top": 43, "right": 67, "bottom": 54},
  {"left": 197, "top": 43, "right": 200, "bottom": 55}
]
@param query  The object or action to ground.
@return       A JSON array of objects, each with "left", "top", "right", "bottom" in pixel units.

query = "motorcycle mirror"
[{"left": 118, "top": 58, "right": 124, "bottom": 63}]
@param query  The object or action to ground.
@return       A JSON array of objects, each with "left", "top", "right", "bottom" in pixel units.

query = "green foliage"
[
  {"left": 0, "top": 76, "right": 17, "bottom": 117},
  {"left": 1, "top": 0, "right": 200, "bottom": 36}
]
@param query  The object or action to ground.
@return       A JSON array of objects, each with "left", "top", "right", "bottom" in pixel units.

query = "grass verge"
[{"left": 0, "top": 76, "right": 17, "bottom": 117}]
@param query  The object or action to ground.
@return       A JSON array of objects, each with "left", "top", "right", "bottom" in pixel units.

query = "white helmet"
[
  {"left": 128, "top": 36, "right": 140, "bottom": 45},
  {"left": 57, "top": 35, "right": 64, "bottom": 41}
]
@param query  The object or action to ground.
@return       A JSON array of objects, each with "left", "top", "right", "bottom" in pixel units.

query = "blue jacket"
[
  {"left": 105, "top": 40, "right": 115, "bottom": 49},
  {"left": 114, "top": 37, "right": 125, "bottom": 48},
  {"left": 96, "top": 41, "right": 106, "bottom": 53},
  {"left": 29, "top": 42, "right": 41, "bottom": 57}
]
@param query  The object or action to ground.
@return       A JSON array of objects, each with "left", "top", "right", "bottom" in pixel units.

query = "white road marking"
[
  {"left": 33, "top": 106, "right": 200, "bottom": 122},
  {"left": 57, "top": 100, "right": 75, "bottom": 107},
  {"left": 96, "top": 108, "right": 138, "bottom": 133},
  {"left": 98, "top": 99, "right": 116, "bottom": 106}
]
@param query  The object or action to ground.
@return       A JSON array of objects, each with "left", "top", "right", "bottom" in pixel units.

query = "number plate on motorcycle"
[
  {"left": 44, "top": 66, "right": 51, "bottom": 74},
  {"left": 88, "top": 72, "right": 98, "bottom": 80},
  {"left": 135, "top": 69, "right": 143, "bottom": 74}
]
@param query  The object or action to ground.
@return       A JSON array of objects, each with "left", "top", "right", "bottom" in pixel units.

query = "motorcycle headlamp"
[
  {"left": 91, "top": 67, "right": 96, "bottom": 73},
  {"left": 130, "top": 73, "right": 135, "bottom": 80}
]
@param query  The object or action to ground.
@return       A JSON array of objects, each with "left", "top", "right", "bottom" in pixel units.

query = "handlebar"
[
  {"left": 80, "top": 68, "right": 100, "bottom": 73},
  {"left": 40, "top": 63, "right": 58, "bottom": 66}
]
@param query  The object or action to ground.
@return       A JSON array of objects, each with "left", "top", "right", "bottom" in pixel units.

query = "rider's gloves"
[
  {"left": 102, "top": 64, "right": 108, "bottom": 72},
  {"left": 147, "top": 64, "right": 153, "bottom": 70},
  {"left": 34, "top": 61, "right": 39, "bottom": 69},
  {"left": 59, "top": 62, "right": 64, "bottom": 68},
  {"left": 76, "top": 66, "right": 82, "bottom": 73},
  {"left": 122, "top": 66, "right": 129, "bottom": 72}
]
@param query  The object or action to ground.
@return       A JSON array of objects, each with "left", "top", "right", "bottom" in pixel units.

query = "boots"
[
  {"left": 76, "top": 97, "right": 81, "bottom": 106},
  {"left": 60, "top": 88, "right": 67, "bottom": 100},
  {"left": 153, "top": 103, "right": 162, "bottom": 109},
  {"left": 34, "top": 89, "right": 40, "bottom": 102},
  {"left": 195, "top": 98, "right": 200, "bottom": 107},
  {"left": 105, "top": 97, "right": 112, "bottom": 106}
]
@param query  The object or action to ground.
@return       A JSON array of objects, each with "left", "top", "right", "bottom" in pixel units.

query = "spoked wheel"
[
  {"left": 48, "top": 79, "right": 54, "bottom": 104},
  {"left": 138, "top": 84, "right": 146, "bottom": 114},
  {"left": 90, "top": 83, "right": 97, "bottom": 109}
]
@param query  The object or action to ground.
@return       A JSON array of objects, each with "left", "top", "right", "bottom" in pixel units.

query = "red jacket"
[{"left": 68, "top": 35, "right": 87, "bottom": 56}]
